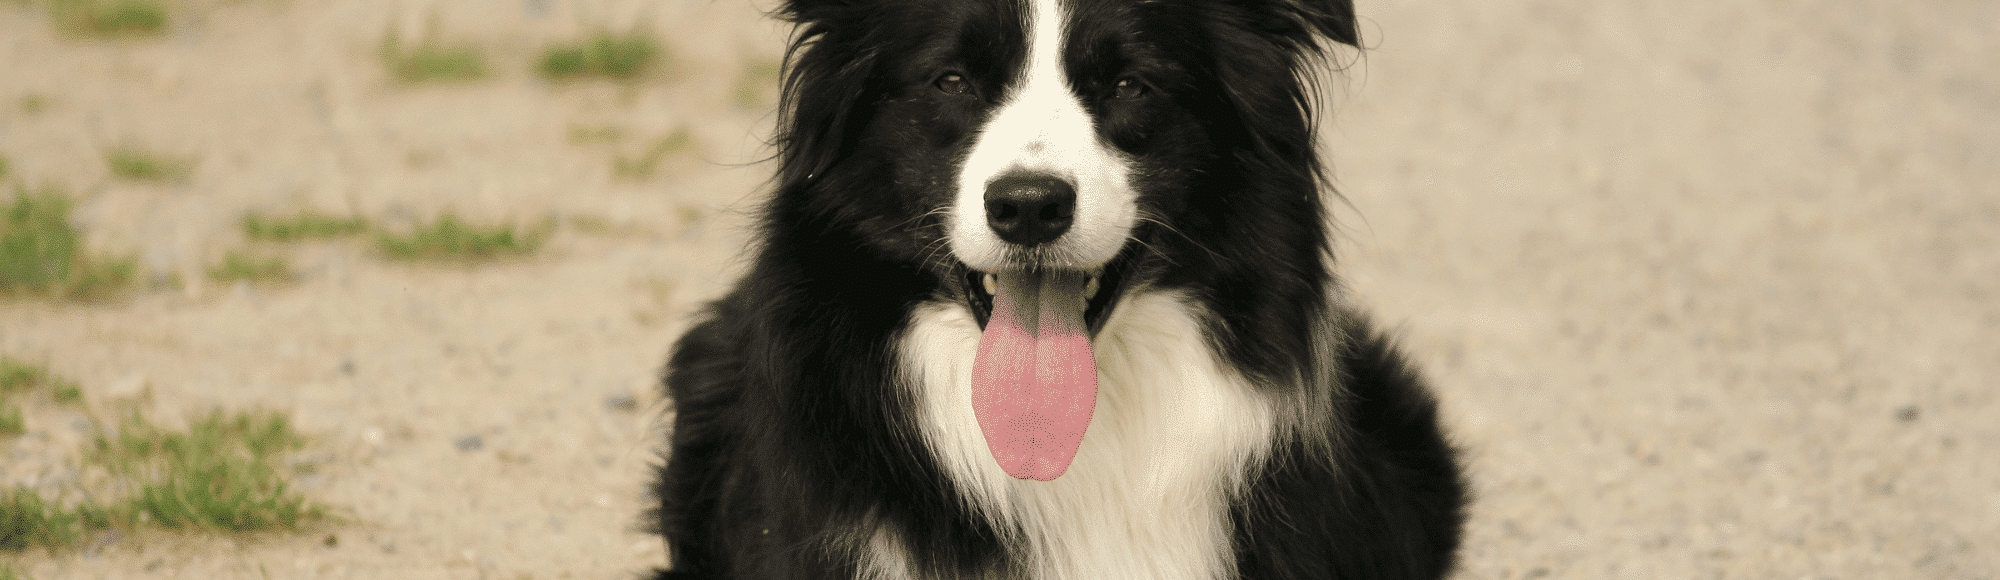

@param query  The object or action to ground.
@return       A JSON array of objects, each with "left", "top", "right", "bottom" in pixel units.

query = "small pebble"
[
  {"left": 1895, "top": 405, "right": 1919, "bottom": 422},
  {"left": 454, "top": 434, "right": 484, "bottom": 452}
]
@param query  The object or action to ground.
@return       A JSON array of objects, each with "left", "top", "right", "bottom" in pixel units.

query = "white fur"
[
  {"left": 860, "top": 527, "right": 916, "bottom": 580},
  {"left": 885, "top": 290, "right": 1278, "bottom": 580},
  {"left": 894, "top": 2, "right": 1274, "bottom": 576},
  {"left": 948, "top": 0, "right": 1137, "bottom": 272}
]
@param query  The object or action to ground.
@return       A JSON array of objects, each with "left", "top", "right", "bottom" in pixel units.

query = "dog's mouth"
[
  {"left": 961, "top": 262, "right": 1125, "bottom": 338},
  {"left": 956, "top": 263, "right": 1125, "bottom": 482}
]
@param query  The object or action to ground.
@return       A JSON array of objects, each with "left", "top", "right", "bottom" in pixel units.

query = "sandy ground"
[{"left": 2, "top": 0, "right": 1995, "bottom": 578}]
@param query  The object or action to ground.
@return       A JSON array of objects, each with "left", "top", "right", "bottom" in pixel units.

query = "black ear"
[
  {"left": 1256, "top": 0, "right": 1352, "bottom": 47},
  {"left": 774, "top": 0, "right": 823, "bottom": 23},
  {"left": 1289, "top": 0, "right": 1359, "bottom": 47},
  {"left": 775, "top": 0, "right": 865, "bottom": 25}
]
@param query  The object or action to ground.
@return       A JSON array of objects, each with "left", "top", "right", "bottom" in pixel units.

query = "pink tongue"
[{"left": 971, "top": 270, "right": 1097, "bottom": 481}]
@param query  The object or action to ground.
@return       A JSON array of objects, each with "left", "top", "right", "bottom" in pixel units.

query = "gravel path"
[{"left": 3, "top": 0, "right": 1994, "bottom": 578}]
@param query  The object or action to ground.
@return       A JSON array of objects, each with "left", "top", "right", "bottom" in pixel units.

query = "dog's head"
[{"left": 769, "top": 0, "right": 1358, "bottom": 480}]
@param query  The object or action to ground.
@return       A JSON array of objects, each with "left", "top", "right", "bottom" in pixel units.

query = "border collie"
[{"left": 649, "top": 0, "right": 1466, "bottom": 578}]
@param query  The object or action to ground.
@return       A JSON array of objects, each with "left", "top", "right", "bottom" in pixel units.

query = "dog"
[{"left": 648, "top": 0, "right": 1466, "bottom": 578}]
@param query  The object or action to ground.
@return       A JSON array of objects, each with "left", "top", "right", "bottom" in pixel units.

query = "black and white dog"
[{"left": 650, "top": 0, "right": 1465, "bottom": 578}]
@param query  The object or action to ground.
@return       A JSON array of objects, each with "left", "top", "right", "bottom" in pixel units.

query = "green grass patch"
[
  {"left": 381, "top": 27, "right": 487, "bottom": 84},
  {"left": 206, "top": 250, "right": 292, "bottom": 285},
  {"left": 49, "top": 0, "right": 168, "bottom": 37},
  {"left": 1, "top": 356, "right": 83, "bottom": 436},
  {"left": 1, "top": 359, "right": 50, "bottom": 394},
  {"left": 539, "top": 29, "right": 661, "bottom": 81},
  {"left": 90, "top": 409, "right": 327, "bottom": 532},
  {"left": 0, "top": 361, "right": 327, "bottom": 549},
  {"left": 1, "top": 186, "right": 137, "bottom": 301},
  {"left": 51, "top": 383, "right": 81, "bottom": 405},
  {"left": 376, "top": 214, "right": 548, "bottom": 263},
  {"left": 0, "top": 357, "right": 80, "bottom": 401},
  {"left": 241, "top": 210, "right": 367, "bottom": 242},
  {"left": 612, "top": 129, "right": 696, "bottom": 180},
  {"left": 104, "top": 146, "right": 191, "bottom": 183},
  {"left": 0, "top": 404, "right": 21, "bottom": 436},
  {"left": 0, "top": 154, "right": 10, "bottom": 180},
  {"left": 0, "top": 487, "right": 95, "bottom": 552}
]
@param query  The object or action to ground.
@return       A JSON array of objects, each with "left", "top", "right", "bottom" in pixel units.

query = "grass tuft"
[
  {"left": 91, "top": 409, "right": 326, "bottom": 532},
  {"left": 0, "top": 487, "right": 88, "bottom": 551},
  {"left": 104, "top": 146, "right": 191, "bottom": 183},
  {"left": 206, "top": 250, "right": 292, "bottom": 284},
  {"left": 1, "top": 186, "right": 137, "bottom": 301},
  {"left": 0, "top": 404, "right": 21, "bottom": 436},
  {"left": 51, "top": 383, "right": 82, "bottom": 405},
  {"left": 1, "top": 357, "right": 86, "bottom": 436},
  {"left": 49, "top": 0, "right": 168, "bottom": 37},
  {"left": 2, "top": 358, "right": 54, "bottom": 394},
  {"left": 0, "top": 190, "right": 76, "bottom": 293},
  {"left": 539, "top": 29, "right": 661, "bottom": 81},
  {"left": 0, "top": 357, "right": 81, "bottom": 405},
  {"left": 0, "top": 360, "right": 328, "bottom": 549},
  {"left": 241, "top": 210, "right": 367, "bottom": 242},
  {"left": 376, "top": 214, "right": 547, "bottom": 263},
  {"left": 381, "top": 26, "right": 487, "bottom": 84}
]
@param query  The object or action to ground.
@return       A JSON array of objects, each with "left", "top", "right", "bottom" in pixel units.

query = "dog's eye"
[
  {"left": 1112, "top": 77, "right": 1147, "bottom": 100},
  {"left": 935, "top": 72, "right": 972, "bottom": 96}
]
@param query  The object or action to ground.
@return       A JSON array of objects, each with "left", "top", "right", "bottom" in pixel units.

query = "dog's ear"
[
  {"left": 775, "top": 0, "right": 866, "bottom": 25},
  {"left": 1246, "top": 0, "right": 1359, "bottom": 48},
  {"left": 1296, "top": 0, "right": 1359, "bottom": 47}
]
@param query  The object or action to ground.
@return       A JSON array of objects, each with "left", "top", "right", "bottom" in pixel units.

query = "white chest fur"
[{"left": 890, "top": 290, "right": 1277, "bottom": 580}]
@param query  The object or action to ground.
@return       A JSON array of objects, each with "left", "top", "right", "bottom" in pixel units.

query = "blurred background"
[{"left": 1, "top": 0, "right": 1994, "bottom": 578}]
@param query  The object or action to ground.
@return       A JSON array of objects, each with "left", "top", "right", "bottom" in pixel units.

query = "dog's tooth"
[
  {"left": 1084, "top": 276, "right": 1100, "bottom": 300},
  {"left": 982, "top": 273, "right": 997, "bottom": 296}
]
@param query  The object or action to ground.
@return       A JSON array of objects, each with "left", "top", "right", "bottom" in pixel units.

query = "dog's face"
[
  {"left": 779, "top": 0, "right": 1357, "bottom": 325},
  {"left": 943, "top": 0, "right": 1189, "bottom": 275}
]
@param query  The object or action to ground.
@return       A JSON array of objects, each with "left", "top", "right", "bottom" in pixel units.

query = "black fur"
[{"left": 647, "top": 0, "right": 1465, "bottom": 577}]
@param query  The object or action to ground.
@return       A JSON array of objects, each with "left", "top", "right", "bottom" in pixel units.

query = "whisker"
[
  {"left": 908, "top": 207, "right": 960, "bottom": 273},
  {"left": 918, "top": 236, "right": 956, "bottom": 273},
  {"left": 889, "top": 206, "right": 952, "bottom": 235}
]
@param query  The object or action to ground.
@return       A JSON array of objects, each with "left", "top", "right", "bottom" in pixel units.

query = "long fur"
[{"left": 648, "top": 0, "right": 1467, "bottom": 578}]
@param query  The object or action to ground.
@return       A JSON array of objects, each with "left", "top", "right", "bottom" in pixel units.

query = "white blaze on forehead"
[{"left": 948, "top": 0, "right": 1137, "bottom": 272}]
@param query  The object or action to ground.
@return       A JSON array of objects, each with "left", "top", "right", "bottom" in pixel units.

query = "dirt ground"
[{"left": 2, "top": 0, "right": 1995, "bottom": 578}]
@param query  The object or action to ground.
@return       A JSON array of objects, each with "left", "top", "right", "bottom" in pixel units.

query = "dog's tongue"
[{"left": 971, "top": 270, "right": 1097, "bottom": 481}]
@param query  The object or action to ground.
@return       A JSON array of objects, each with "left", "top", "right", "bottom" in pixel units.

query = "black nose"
[{"left": 984, "top": 173, "right": 1076, "bottom": 246}]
